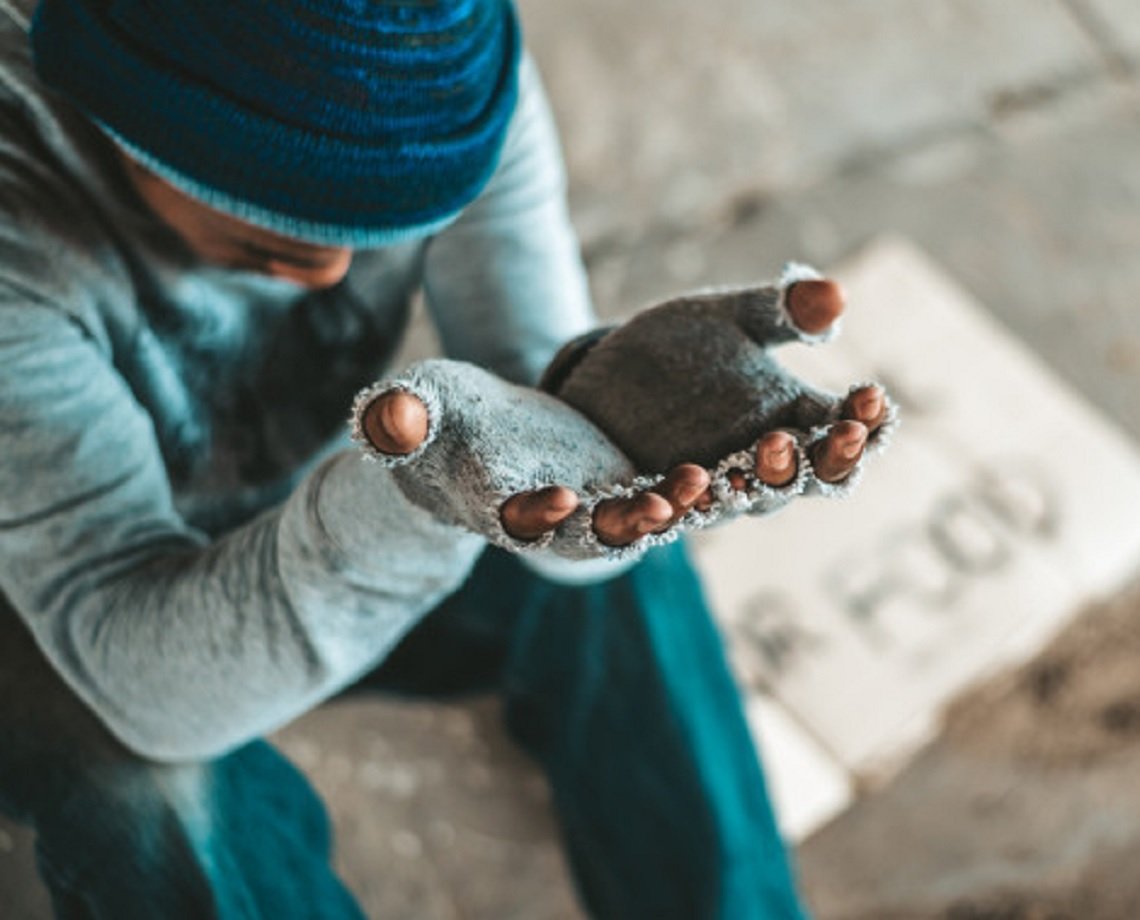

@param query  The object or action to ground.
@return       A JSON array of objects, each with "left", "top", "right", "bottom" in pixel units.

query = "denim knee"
[{"left": 0, "top": 605, "right": 356, "bottom": 919}]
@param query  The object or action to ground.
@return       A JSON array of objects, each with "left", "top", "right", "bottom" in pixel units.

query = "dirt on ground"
[{"left": 799, "top": 575, "right": 1140, "bottom": 920}]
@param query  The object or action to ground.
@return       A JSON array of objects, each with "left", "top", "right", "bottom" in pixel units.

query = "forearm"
[
  {"left": 0, "top": 293, "right": 489, "bottom": 760},
  {"left": 27, "top": 453, "right": 481, "bottom": 762}
]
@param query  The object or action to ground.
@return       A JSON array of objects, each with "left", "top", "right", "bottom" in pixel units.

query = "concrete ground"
[
  {"left": 4, "top": 0, "right": 1140, "bottom": 917},
  {"left": 799, "top": 576, "right": 1140, "bottom": 920}
]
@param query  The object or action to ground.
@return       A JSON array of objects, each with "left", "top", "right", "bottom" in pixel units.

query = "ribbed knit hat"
[{"left": 30, "top": 0, "right": 521, "bottom": 246}]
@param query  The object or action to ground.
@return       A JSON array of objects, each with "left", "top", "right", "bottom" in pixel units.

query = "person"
[{"left": 0, "top": 0, "right": 879, "bottom": 915}]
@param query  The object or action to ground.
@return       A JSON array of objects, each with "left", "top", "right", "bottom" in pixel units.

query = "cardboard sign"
[{"left": 694, "top": 238, "right": 1140, "bottom": 836}]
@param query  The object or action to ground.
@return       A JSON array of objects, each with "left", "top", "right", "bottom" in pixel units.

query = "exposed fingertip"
[
  {"left": 670, "top": 464, "right": 711, "bottom": 504},
  {"left": 810, "top": 420, "right": 869, "bottom": 483},
  {"left": 846, "top": 386, "right": 885, "bottom": 426},
  {"left": 694, "top": 487, "right": 714, "bottom": 512},
  {"left": 542, "top": 485, "right": 580, "bottom": 515},
  {"left": 364, "top": 391, "right": 428, "bottom": 455},
  {"left": 756, "top": 431, "right": 798, "bottom": 486},
  {"left": 639, "top": 491, "right": 674, "bottom": 520},
  {"left": 787, "top": 279, "right": 846, "bottom": 334},
  {"left": 758, "top": 431, "right": 795, "bottom": 463},
  {"left": 502, "top": 486, "right": 579, "bottom": 541},
  {"left": 832, "top": 419, "right": 868, "bottom": 450},
  {"left": 833, "top": 428, "right": 867, "bottom": 461}
]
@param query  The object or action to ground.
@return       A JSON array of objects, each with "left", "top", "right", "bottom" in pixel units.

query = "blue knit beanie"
[{"left": 30, "top": 0, "right": 521, "bottom": 246}]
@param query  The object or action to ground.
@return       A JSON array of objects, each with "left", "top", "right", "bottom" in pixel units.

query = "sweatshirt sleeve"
[
  {"left": 422, "top": 55, "right": 636, "bottom": 584},
  {"left": 423, "top": 55, "right": 597, "bottom": 387},
  {"left": 0, "top": 296, "right": 485, "bottom": 762}
]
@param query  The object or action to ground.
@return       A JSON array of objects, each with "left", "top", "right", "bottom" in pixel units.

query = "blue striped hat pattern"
[{"left": 31, "top": 0, "right": 522, "bottom": 245}]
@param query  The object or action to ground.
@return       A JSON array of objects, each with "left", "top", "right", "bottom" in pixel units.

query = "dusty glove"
[
  {"left": 351, "top": 359, "right": 644, "bottom": 560},
  {"left": 350, "top": 264, "right": 896, "bottom": 560},
  {"left": 540, "top": 262, "right": 897, "bottom": 516}
]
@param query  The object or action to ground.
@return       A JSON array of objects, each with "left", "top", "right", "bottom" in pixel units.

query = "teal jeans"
[{"left": 0, "top": 542, "right": 808, "bottom": 919}]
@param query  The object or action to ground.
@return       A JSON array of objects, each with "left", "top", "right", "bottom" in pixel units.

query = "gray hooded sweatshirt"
[{"left": 0, "top": 0, "right": 599, "bottom": 762}]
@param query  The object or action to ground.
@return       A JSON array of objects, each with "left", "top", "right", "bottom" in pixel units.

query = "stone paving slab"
[
  {"left": 516, "top": 0, "right": 1105, "bottom": 242},
  {"left": 810, "top": 95, "right": 1140, "bottom": 442},
  {"left": 274, "top": 698, "right": 583, "bottom": 920},
  {"left": 1077, "top": 0, "right": 1140, "bottom": 60}
]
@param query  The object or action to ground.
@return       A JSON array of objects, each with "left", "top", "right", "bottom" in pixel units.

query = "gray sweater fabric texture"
[{"left": 0, "top": 2, "right": 601, "bottom": 762}]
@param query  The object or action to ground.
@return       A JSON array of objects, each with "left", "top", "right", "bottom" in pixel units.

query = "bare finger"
[
  {"left": 754, "top": 431, "right": 798, "bottom": 486},
  {"left": 810, "top": 420, "right": 868, "bottom": 483},
  {"left": 653, "top": 464, "right": 710, "bottom": 529},
  {"left": 501, "top": 485, "right": 579, "bottom": 541},
  {"left": 841, "top": 385, "right": 888, "bottom": 435},
  {"left": 593, "top": 491, "right": 673, "bottom": 547},
  {"left": 786, "top": 279, "right": 846, "bottom": 335},
  {"left": 361, "top": 390, "right": 429, "bottom": 455}
]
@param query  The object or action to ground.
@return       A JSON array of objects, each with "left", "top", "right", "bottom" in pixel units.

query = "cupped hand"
[
  {"left": 359, "top": 374, "right": 891, "bottom": 548},
  {"left": 360, "top": 389, "right": 703, "bottom": 546}
]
